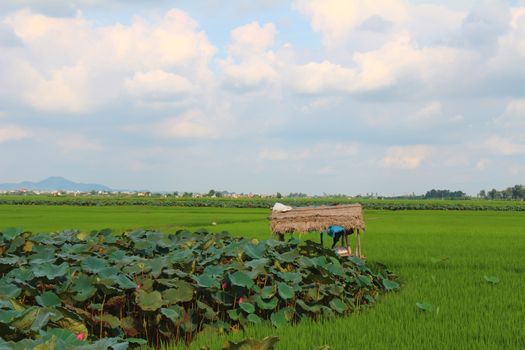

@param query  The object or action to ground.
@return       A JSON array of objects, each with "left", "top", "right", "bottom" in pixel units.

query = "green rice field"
[{"left": 1, "top": 205, "right": 524, "bottom": 349}]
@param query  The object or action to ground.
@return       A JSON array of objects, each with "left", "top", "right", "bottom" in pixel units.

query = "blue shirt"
[{"left": 327, "top": 225, "right": 345, "bottom": 238}]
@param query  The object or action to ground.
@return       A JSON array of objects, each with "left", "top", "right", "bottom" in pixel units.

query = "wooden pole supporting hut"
[{"left": 269, "top": 204, "right": 366, "bottom": 257}]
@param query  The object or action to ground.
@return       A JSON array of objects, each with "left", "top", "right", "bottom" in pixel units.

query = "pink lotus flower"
[
  {"left": 76, "top": 332, "right": 85, "bottom": 341},
  {"left": 239, "top": 297, "right": 244, "bottom": 304},
  {"left": 222, "top": 282, "right": 228, "bottom": 289}
]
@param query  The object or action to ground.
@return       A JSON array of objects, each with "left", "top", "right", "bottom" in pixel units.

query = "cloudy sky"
[{"left": 1, "top": 0, "right": 524, "bottom": 195}]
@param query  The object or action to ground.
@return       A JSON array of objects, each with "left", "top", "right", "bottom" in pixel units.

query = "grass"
[
  {"left": 0, "top": 205, "right": 270, "bottom": 236},
  {"left": 1, "top": 205, "right": 524, "bottom": 349}
]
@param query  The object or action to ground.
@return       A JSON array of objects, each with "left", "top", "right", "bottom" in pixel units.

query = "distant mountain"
[{"left": 0, "top": 176, "right": 113, "bottom": 192}]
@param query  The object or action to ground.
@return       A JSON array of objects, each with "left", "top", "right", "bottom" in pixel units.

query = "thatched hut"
[{"left": 269, "top": 204, "right": 366, "bottom": 257}]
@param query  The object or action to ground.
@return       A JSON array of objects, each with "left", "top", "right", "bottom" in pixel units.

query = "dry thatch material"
[{"left": 270, "top": 204, "right": 365, "bottom": 235}]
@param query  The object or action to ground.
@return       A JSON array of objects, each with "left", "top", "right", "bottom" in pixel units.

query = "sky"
[{"left": 0, "top": 0, "right": 524, "bottom": 195}]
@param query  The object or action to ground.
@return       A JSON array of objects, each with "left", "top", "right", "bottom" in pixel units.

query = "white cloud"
[
  {"left": 476, "top": 158, "right": 489, "bottom": 170},
  {"left": 1, "top": 9, "right": 215, "bottom": 113},
  {"left": 24, "top": 63, "right": 93, "bottom": 113},
  {"left": 221, "top": 22, "right": 279, "bottom": 90},
  {"left": 228, "top": 22, "right": 277, "bottom": 57},
  {"left": 382, "top": 145, "right": 430, "bottom": 169},
  {"left": 314, "top": 142, "right": 359, "bottom": 157},
  {"left": 221, "top": 56, "right": 279, "bottom": 90},
  {"left": 496, "top": 99, "right": 525, "bottom": 127},
  {"left": 258, "top": 142, "right": 359, "bottom": 162},
  {"left": 511, "top": 7, "right": 525, "bottom": 29},
  {"left": 0, "top": 124, "right": 31, "bottom": 143},
  {"left": 509, "top": 163, "right": 525, "bottom": 176},
  {"left": 317, "top": 166, "right": 336, "bottom": 175},
  {"left": 293, "top": 0, "right": 408, "bottom": 47},
  {"left": 258, "top": 148, "right": 310, "bottom": 161},
  {"left": 54, "top": 134, "right": 103, "bottom": 153},
  {"left": 483, "top": 136, "right": 525, "bottom": 156},
  {"left": 415, "top": 101, "right": 442, "bottom": 120},
  {"left": 125, "top": 70, "right": 194, "bottom": 99},
  {"left": 289, "top": 34, "right": 478, "bottom": 96},
  {"left": 155, "top": 109, "right": 216, "bottom": 139},
  {"left": 299, "top": 97, "right": 341, "bottom": 113},
  {"left": 153, "top": 106, "right": 237, "bottom": 139},
  {"left": 291, "top": 61, "right": 358, "bottom": 94}
]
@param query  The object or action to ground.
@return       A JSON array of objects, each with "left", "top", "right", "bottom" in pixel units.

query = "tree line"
[
  {"left": 424, "top": 189, "right": 466, "bottom": 199},
  {"left": 478, "top": 185, "right": 525, "bottom": 200}
]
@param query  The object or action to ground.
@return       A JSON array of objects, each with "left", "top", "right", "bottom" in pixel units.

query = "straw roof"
[{"left": 270, "top": 204, "right": 365, "bottom": 235}]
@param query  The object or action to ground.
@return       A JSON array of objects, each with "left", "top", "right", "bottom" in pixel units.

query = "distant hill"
[{"left": 0, "top": 176, "right": 113, "bottom": 192}]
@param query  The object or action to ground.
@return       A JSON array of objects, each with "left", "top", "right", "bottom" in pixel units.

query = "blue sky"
[{"left": 1, "top": 0, "right": 524, "bottom": 195}]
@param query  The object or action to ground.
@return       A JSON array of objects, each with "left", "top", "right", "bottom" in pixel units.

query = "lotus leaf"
[
  {"left": 97, "top": 314, "right": 120, "bottom": 328},
  {"left": 7, "top": 267, "right": 34, "bottom": 282},
  {"left": 329, "top": 298, "right": 347, "bottom": 313},
  {"left": 0, "top": 256, "right": 20, "bottom": 267},
  {"left": 277, "top": 282, "right": 294, "bottom": 300},
  {"left": 228, "top": 309, "right": 240, "bottom": 321},
  {"left": 113, "top": 274, "right": 137, "bottom": 290},
  {"left": 382, "top": 278, "right": 400, "bottom": 290},
  {"left": 276, "top": 271, "right": 302, "bottom": 284},
  {"left": 97, "top": 267, "right": 120, "bottom": 279},
  {"left": 31, "top": 308, "right": 60, "bottom": 331},
  {"left": 243, "top": 244, "right": 265, "bottom": 259},
  {"left": 145, "top": 257, "right": 166, "bottom": 278},
  {"left": 245, "top": 258, "right": 270, "bottom": 273},
  {"left": 275, "top": 251, "right": 298, "bottom": 263},
  {"left": 136, "top": 290, "right": 163, "bottom": 311},
  {"left": 55, "top": 316, "right": 89, "bottom": 335},
  {"left": 270, "top": 310, "right": 288, "bottom": 327},
  {"left": 136, "top": 277, "right": 153, "bottom": 291},
  {"left": 347, "top": 256, "right": 365, "bottom": 266},
  {"left": 32, "top": 262, "right": 70, "bottom": 280},
  {"left": 326, "top": 259, "right": 344, "bottom": 276},
  {"left": 0, "top": 283, "right": 21, "bottom": 298},
  {"left": 162, "top": 288, "right": 187, "bottom": 305},
  {"left": 11, "top": 306, "right": 40, "bottom": 332},
  {"left": 306, "top": 287, "right": 323, "bottom": 302},
  {"left": 161, "top": 306, "right": 183, "bottom": 324},
  {"left": 255, "top": 296, "right": 278, "bottom": 310},
  {"left": 3, "top": 227, "right": 22, "bottom": 241},
  {"left": 246, "top": 313, "right": 262, "bottom": 324},
  {"left": 296, "top": 299, "right": 321, "bottom": 313},
  {"left": 204, "top": 264, "right": 226, "bottom": 276},
  {"left": 229, "top": 271, "right": 254, "bottom": 289},
  {"left": 357, "top": 275, "right": 373, "bottom": 287},
  {"left": 0, "top": 298, "right": 14, "bottom": 310},
  {"left": 193, "top": 274, "right": 220, "bottom": 289},
  {"left": 171, "top": 280, "right": 194, "bottom": 302},
  {"left": 81, "top": 257, "right": 108, "bottom": 274},
  {"left": 71, "top": 274, "right": 97, "bottom": 302},
  {"left": 0, "top": 309, "right": 21, "bottom": 324},
  {"left": 484, "top": 275, "right": 500, "bottom": 285},
  {"left": 197, "top": 301, "right": 217, "bottom": 320},
  {"left": 45, "top": 328, "right": 85, "bottom": 347},
  {"left": 35, "top": 292, "right": 61, "bottom": 308},
  {"left": 239, "top": 301, "right": 255, "bottom": 314},
  {"left": 416, "top": 302, "right": 433, "bottom": 312}
]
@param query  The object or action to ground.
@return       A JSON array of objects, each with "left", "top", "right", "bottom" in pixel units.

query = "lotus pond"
[{"left": 0, "top": 228, "right": 398, "bottom": 349}]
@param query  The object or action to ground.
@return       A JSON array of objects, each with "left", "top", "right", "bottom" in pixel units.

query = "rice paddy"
[{"left": 1, "top": 205, "right": 524, "bottom": 349}]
